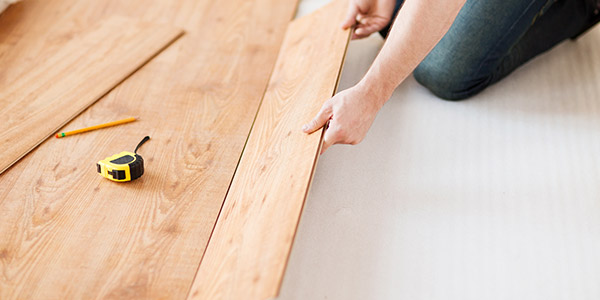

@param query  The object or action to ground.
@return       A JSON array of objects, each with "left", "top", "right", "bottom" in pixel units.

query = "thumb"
[
  {"left": 341, "top": 4, "right": 358, "bottom": 29},
  {"left": 320, "top": 123, "right": 335, "bottom": 154},
  {"left": 303, "top": 103, "right": 332, "bottom": 133}
]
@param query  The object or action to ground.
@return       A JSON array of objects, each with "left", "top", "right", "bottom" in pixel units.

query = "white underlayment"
[
  {"left": 279, "top": 1, "right": 600, "bottom": 299},
  {"left": 0, "top": 0, "right": 18, "bottom": 14}
]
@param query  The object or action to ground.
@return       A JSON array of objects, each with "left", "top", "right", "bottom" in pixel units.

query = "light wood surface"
[
  {"left": 0, "top": 17, "right": 183, "bottom": 174},
  {"left": 187, "top": 1, "right": 351, "bottom": 299},
  {"left": 0, "top": 0, "right": 298, "bottom": 299}
]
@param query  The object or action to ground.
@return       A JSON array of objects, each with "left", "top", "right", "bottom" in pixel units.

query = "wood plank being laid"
[
  {"left": 187, "top": 1, "right": 351, "bottom": 299},
  {"left": 0, "top": 17, "right": 183, "bottom": 174},
  {"left": 0, "top": 0, "right": 298, "bottom": 299}
]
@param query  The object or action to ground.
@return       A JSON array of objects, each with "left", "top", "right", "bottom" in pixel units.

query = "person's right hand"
[
  {"left": 341, "top": 0, "right": 396, "bottom": 39},
  {"left": 303, "top": 83, "right": 388, "bottom": 154}
]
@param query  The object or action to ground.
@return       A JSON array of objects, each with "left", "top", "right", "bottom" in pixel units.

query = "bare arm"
[{"left": 303, "top": 0, "right": 466, "bottom": 153}]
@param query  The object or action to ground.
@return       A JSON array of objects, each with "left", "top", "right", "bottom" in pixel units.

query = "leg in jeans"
[{"left": 380, "top": 0, "right": 597, "bottom": 100}]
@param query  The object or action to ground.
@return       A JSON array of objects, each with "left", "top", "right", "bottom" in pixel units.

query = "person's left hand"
[
  {"left": 302, "top": 84, "right": 386, "bottom": 154},
  {"left": 341, "top": 0, "right": 397, "bottom": 39}
]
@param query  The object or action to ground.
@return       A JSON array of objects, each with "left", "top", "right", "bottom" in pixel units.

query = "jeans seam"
[{"left": 470, "top": 0, "right": 552, "bottom": 80}]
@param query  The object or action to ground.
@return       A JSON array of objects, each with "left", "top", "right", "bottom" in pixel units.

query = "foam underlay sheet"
[{"left": 280, "top": 1, "right": 600, "bottom": 299}]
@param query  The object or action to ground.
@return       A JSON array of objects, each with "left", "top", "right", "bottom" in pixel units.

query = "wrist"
[{"left": 356, "top": 77, "right": 394, "bottom": 109}]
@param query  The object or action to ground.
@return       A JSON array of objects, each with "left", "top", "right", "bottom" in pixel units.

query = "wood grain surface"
[
  {"left": 187, "top": 1, "right": 351, "bottom": 299},
  {"left": 0, "top": 17, "right": 183, "bottom": 174},
  {"left": 0, "top": 0, "right": 298, "bottom": 299}
]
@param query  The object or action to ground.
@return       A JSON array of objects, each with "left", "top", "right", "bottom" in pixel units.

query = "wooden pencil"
[{"left": 55, "top": 117, "right": 137, "bottom": 138}]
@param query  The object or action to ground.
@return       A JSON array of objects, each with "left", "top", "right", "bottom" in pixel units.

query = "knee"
[{"left": 413, "top": 51, "right": 494, "bottom": 101}]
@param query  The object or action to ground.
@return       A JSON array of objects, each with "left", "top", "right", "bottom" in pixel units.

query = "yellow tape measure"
[{"left": 96, "top": 136, "right": 150, "bottom": 182}]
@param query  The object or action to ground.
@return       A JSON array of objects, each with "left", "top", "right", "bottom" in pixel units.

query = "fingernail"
[{"left": 302, "top": 125, "right": 309, "bottom": 131}]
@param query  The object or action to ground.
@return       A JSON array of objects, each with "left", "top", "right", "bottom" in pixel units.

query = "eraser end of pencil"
[{"left": 55, "top": 133, "right": 59, "bottom": 138}]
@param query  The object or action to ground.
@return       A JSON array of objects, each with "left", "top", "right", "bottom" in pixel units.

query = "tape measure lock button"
[
  {"left": 97, "top": 136, "right": 150, "bottom": 182},
  {"left": 110, "top": 154, "right": 135, "bottom": 164}
]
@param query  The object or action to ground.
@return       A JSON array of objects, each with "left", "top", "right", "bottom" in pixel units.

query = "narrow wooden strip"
[
  {"left": 0, "top": 0, "right": 298, "bottom": 298},
  {"left": 0, "top": 17, "right": 183, "bottom": 174},
  {"left": 188, "top": 1, "right": 351, "bottom": 299}
]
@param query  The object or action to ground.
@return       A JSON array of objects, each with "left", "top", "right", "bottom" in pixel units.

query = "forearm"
[{"left": 359, "top": 0, "right": 466, "bottom": 106}]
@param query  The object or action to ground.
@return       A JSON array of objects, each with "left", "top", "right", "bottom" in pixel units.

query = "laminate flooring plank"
[
  {"left": 0, "top": 17, "right": 183, "bottom": 174},
  {"left": 0, "top": 1, "right": 96, "bottom": 91},
  {"left": 0, "top": 0, "right": 210, "bottom": 90},
  {"left": 187, "top": 1, "right": 351, "bottom": 299},
  {"left": 0, "top": 0, "right": 298, "bottom": 299},
  {"left": 0, "top": 0, "right": 239, "bottom": 41}
]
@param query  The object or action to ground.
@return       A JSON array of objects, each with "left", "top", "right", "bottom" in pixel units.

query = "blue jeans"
[{"left": 380, "top": 0, "right": 600, "bottom": 100}]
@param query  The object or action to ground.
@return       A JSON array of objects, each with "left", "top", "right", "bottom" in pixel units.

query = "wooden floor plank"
[
  {"left": 187, "top": 1, "right": 351, "bottom": 299},
  {"left": 0, "top": 17, "right": 183, "bottom": 174},
  {"left": 0, "top": 0, "right": 298, "bottom": 299}
]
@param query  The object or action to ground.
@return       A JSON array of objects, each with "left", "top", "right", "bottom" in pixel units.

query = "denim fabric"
[{"left": 380, "top": 0, "right": 600, "bottom": 100}]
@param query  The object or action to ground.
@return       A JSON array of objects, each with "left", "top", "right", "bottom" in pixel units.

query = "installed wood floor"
[
  {"left": 0, "top": 17, "right": 182, "bottom": 174},
  {"left": 0, "top": 0, "right": 314, "bottom": 298}
]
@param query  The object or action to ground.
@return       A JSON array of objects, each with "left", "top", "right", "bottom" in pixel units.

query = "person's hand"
[
  {"left": 302, "top": 84, "right": 387, "bottom": 154},
  {"left": 341, "top": 0, "right": 396, "bottom": 39}
]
